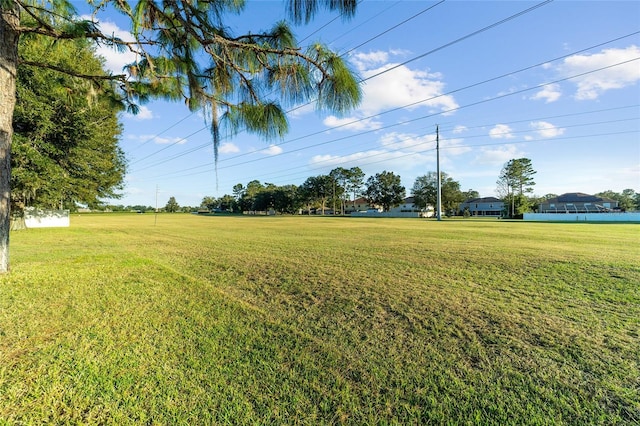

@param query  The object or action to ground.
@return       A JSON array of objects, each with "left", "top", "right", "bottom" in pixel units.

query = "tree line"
[
  {"left": 160, "top": 158, "right": 637, "bottom": 217},
  {"left": 186, "top": 167, "right": 479, "bottom": 216}
]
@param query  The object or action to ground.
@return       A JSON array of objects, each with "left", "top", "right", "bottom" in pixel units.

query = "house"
[
  {"left": 538, "top": 193, "right": 618, "bottom": 213},
  {"left": 344, "top": 197, "right": 377, "bottom": 213},
  {"left": 458, "top": 197, "right": 503, "bottom": 217},
  {"left": 388, "top": 197, "right": 421, "bottom": 214},
  {"left": 388, "top": 196, "right": 436, "bottom": 217}
]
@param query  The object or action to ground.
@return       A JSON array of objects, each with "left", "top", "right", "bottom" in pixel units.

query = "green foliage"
[
  {"left": 11, "top": 33, "right": 126, "bottom": 210},
  {"left": 1, "top": 216, "right": 638, "bottom": 423},
  {"left": 596, "top": 189, "right": 639, "bottom": 211},
  {"left": 115, "top": 0, "right": 362, "bottom": 157},
  {"left": 299, "top": 175, "right": 334, "bottom": 214},
  {"left": 365, "top": 171, "right": 405, "bottom": 212},
  {"left": 165, "top": 196, "right": 180, "bottom": 213},
  {"left": 412, "top": 171, "right": 464, "bottom": 214},
  {"left": 462, "top": 189, "right": 480, "bottom": 200},
  {"left": 497, "top": 158, "right": 537, "bottom": 217},
  {"left": 12, "top": 0, "right": 362, "bottom": 161},
  {"left": 329, "top": 166, "right": 364, "bottom": 214}
]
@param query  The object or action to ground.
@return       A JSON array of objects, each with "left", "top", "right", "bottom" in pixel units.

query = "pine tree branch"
[{"left": 18, "top": 58, "right": 127, "bottom": 82}]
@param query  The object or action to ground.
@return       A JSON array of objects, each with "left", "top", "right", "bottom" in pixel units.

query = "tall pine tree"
[{"left": 0, "top": 0, "right": 362, "bottom": 272}]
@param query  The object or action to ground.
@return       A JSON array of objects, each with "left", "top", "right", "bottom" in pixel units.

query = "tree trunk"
[{"left": 0, "top": 4, "right": 20, "bottom": 273}]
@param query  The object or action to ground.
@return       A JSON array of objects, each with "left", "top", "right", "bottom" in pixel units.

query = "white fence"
[
  {"left": 524, "top": 212, "right": 640, "bottom": 223},
  {"left": 24, "top": 209, "right": 70, "bottom": 228},
  {"left": 350, "top": 211, "right": 431, "bottom": 218}
]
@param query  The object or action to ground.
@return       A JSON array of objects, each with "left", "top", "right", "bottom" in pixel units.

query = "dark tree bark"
[{"left": 0, "top": 4, "right": 20, "bottom": 272}]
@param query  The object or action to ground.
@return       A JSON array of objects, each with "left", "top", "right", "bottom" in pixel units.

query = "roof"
[
  {"left": 549, "top": 193, "right": 616, "bottom": 203},
  {"left": 462, "top": 197, "right": 502, "bottom": 203}
]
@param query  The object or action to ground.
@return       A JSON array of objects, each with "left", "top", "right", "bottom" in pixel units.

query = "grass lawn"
[{"left": 1, "top": 214, "right": 638, "bottom": 424}]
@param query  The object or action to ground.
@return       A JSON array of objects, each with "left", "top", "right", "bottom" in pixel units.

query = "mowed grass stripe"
[{"left": 1, "top": 214, "right": 638, "bottom": 424}]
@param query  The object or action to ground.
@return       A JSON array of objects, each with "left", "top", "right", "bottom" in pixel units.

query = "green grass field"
[{"left": 1, "top": 214, "right": 638, "bottom": 424}]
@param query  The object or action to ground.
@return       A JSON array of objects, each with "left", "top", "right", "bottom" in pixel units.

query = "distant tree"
[
  {"left": 165, "top": 197, "right": 180, "bottom": 213},
  {"left": 497, "top": 158, "right": 536, "bottom": 217},
  {"left": 130, "top": 205, "right": 153, "bottom": 212},
  {"left": 232, "top": 184, "right": 245, "bottom": 200},
  {"left": 235, "top": 180, "right": 265, "bottom": 212},
  {"left": 365, "top": 171, "right": 405, "bottom": 212},
  {"left": 462, "top": 189, "right": 480, "bottom": 200},
  {"left": 273, "top": 185, "right": 300, "bottom": 214},
  {"left": 412, "top": 172, "right": 464, "bottom": 214},
  {"left": 200, "top": 196, "right": 217, "bottom": 211},
  {"left": 218, "top": 194, "right": 236, "bottom": 212},
  {"left": 330, "top": 166, "right": 364, "bottom": 214},
  {"left": 596, "top": 189, "right": 638, "bottom": 211},
  {"left": 299, "top": 175, "right": 333, "bottom": 214},
  {"left": 345, "top": 166, "right": 365, "bottom": 208},
  {"left": 253, "top": 190, "right": 273, "bottom": 212},
  {"left": 329, "top": 167, "right": 348, "bottom": 214}
]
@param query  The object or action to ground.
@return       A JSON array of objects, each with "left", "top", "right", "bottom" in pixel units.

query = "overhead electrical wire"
[
  {"left": 342, "top": 0, "right": 446, "bottom": 55},
  {"left": 154, "top": 114, "right": 639, "bottom": 188},
  {"left": 204, "top": 29, "right": 640, "bottom": 168},
  {"left": 122, "top": 1, "right": 639, "bottom": 197},
  {"left": 148, "top": 104, "right": 639, "bottom": 186},
  {"left": 183, "top": 126, "right": 639, "bottom": 193},
  {"left": 123, "top": 0, "right": 478, "bottom": 168},
  {"left": 129, "top": 10, "right": 637, "bottom": 174},
  {"left": 365, "top": 0, "right": 554, "bottom": 81},
  {"left": 132, "top": 52, "right": 640, "bottom": 177}
]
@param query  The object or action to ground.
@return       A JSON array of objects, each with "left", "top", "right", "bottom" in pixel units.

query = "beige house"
[{"left": 345, "top": 197, "right": 377, "bottom": 213}]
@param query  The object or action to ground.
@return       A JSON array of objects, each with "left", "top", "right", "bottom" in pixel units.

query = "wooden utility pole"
[
  {"left": 436, "top": 125, "right": 442, "bottom": 221},
  {"left": 155, "top": 185, "right": 159, "bottom": 226}
]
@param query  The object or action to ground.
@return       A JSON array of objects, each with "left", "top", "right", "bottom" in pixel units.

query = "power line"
[
  {"left": 147, "top": 56, "right": 639, "bottom": 176},
  {"left": 148, "top": 111, "right": 638, "bottom": 188},
  {"left": 122, "top": 0, "right": 481, "bottom": 168},
  {"left": 128, "top": 22, "right": 638, "bottom": 173},
  {"left": 364, "top": 0, "right": 554, "bottom": 81},
  {"left": 343, "top": 0, "right": 446, "bottom": 55}
]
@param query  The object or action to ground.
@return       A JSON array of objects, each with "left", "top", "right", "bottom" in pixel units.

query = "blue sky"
[{"left": 89, "top": 1, "right": 640, "bottom": 208}]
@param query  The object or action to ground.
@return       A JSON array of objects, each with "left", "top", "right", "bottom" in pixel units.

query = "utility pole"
[
  {"left": 154, "top": 185, "right": 159, "bottom": 226},
  {"left": 436, "top": 125, "right": 442, "bottom": 221}
]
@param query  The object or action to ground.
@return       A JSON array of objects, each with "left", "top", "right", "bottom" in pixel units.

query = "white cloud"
[
  {"left": 127, "top": 134, "right": 186, "bottom": 145},
  {"left": 378, "top": 132, "right": 470, "bottom": 156},
  {"left": 309, "top": 149, "right": 432, "bottom": 171},
  {"left": 530, "top": 121, "right": 565, "bottom": 138},
  {"left": 452, "top": 125, "right": 468, "bottom": 134},
  {"left": 559, "top": 45, "right": 640, "bottom": 100},
  {"left": 530, "top": 84, "right": 561, "bottom": 103},
  {"left": 125, "top": 105, "right": 154, "bottom": 120},
  {"left": 261, "top": 144, "right": 283, "bottom": 155},
  {"left": 473, "top": 144, "right": 524, "bottom": 166},
  {"left": 219, "top": 142, "right": 240, "bottom": 154},
  {"left": 442, "top": 138, "right": 472, "bottom": 156},
  {"left": 489, "top": 124, "right": 515, "bottom": 139},
  {"left": 358, "top": 63, "right": 458, "bottom": 115},
  {"left": 349, "top": 50, "right": 457, "bottom": 116},
  {"left": 379, "top": 132, "right": 435, "bottom": 153},
  {"left": 351, "top": 51, "right": 390, "bottom": 68},
  {"left": 323, "top": 115, "right": 383, "bottom": 131},
  {"left": 82, "top": 17, "right": 138, "bottom": 75}
]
